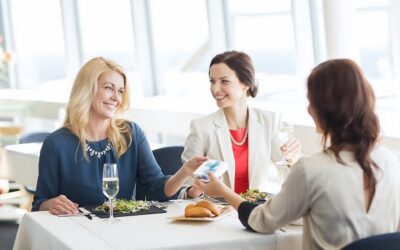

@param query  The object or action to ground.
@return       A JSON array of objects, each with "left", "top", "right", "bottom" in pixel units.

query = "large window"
[
  {"left": 149, "top": 0, "right": 211, "bottom": 97},
  {"left": 227, "top": 0, "right": 297, "bottom": 101},
  {"left": 356, "top": 0, "right": 400, "bottom": 136},
  {"left": 77, "top": 0, "right": 136, "bottom": 71},
  {"left": 1, "top": 0, "right": 400, "bottom": 138},
  {"left": 312, "top": 0, "right": 400, "bottom": 136},
  {"left": 314, "top": 0, "right": 396, "bottom": 98},
  {"left": 356, "top": 0, "right": 395, "bottom": 97},
  {"left": 10, "top": 0, "right": 66, "bottom": 88}
]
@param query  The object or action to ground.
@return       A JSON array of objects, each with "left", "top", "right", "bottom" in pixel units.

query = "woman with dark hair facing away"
[
  {"left": 197, "top": 59, "right": 400, "bottom": 249},
  {"left": 181, "top": 51, "right": 301, "bottom": 198}
]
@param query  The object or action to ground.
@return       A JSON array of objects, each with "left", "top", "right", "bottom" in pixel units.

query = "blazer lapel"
[
  {"left": 214, "top": 109, "right": 235, "bottom": 188},
  {"left": 247, "top": 108, "right": 261, "bottom": 189}
]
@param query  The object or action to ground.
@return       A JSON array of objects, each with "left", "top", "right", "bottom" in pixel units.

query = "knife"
[
  {"left": 57, "top": 209, "right": 93, "bottom": 220},
  {"left": 78, "top": 208, "right": 93, "bottom": 220},
  {"left": 57, "top": 212, "right": 91, "bottom": 217}
]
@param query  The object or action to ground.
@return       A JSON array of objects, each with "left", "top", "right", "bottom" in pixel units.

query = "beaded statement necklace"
[
  {"left": 85, "top": 143, "right": 112, "bottom": 158},
  {"left": 230, "top": 127, "right": 248, "bottom": 146}
]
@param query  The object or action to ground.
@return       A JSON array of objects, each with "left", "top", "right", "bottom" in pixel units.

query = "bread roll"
[
  {"left": 184, "top": 204, "right": 196, "bottom": 214},
  {"left": 196, "top": 200, "right": 221, "bottom": 216},
  {"left": 185, "top": 206, "right": 213, "bottom": 217}
]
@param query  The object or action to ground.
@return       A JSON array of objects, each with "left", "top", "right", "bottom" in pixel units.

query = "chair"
[
  {"left": 342, "top": 232, "right": 400, "bottom": 250},
  {"left": 152, "top": 146, "right": 184, "bottom": 175},
  {"left": 19, "top": 132, "right": 50, "bottom": 144},
  {"left": 136, "top": 146, "right": 184, "bottom": 200}
]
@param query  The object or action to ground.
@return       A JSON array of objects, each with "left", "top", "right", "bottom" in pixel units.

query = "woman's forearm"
[
  {"left": 164, "top": 167, "right": 191, "bottom": 197},
  {"left": 220, "top": 185, "right": 246, "bottom": 210},
  {"left": 39, "top": 199, "right": 50, "bottom": 211}
]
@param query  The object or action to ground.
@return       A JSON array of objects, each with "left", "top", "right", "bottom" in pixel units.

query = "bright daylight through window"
[{"left": 1, "top": 0, "right": 400, "bottom": 137}]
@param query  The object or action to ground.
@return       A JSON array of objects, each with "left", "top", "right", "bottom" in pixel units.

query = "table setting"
[{"left": 13, "top": 162, "right": 303, "bottom": 250}]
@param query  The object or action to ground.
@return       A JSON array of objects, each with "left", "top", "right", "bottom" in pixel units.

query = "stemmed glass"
[
  {"left": 102, "top": 163, "right": 119, "bottom": 221},
  {"left": 275, "top": 121, "right": 294, "bottom": 166}
]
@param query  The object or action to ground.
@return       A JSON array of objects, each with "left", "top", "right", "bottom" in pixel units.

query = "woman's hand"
[
  {"left": 40, "top": 195, "right": 79, "bottom": 215},
  {"left": 182, "top": 156, "right": 208, "bottom": 176},
  {"left": 280, "top": 137, "right": 301, "bottom": 166},
  {"left": 164, "top": 156, "right": 208, "bottom": 197},
  {"left": 186, "top": 185, "right": 204, "bottom": 198},
  {"left": 195, "top": 172, "right": 245, "bottom": 210},
  {"left": 195, "top": 172, "right": 229, "bottom": 198}
]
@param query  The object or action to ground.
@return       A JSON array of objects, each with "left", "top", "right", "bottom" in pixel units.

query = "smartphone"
[{"left": 193, "top": 159, "right": 228, "bottom": 182}]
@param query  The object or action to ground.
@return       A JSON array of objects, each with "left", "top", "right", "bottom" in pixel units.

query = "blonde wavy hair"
[{"left": 63, "top": 57, "right": 132, "bottom": 159}]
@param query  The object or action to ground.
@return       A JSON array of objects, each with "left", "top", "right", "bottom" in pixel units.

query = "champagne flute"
[
  {"left": 102, "top": 163, "right": 119, "bottom": 220},
  {"left": 276, "top": 121, "right": 294, "bottom": 166}
]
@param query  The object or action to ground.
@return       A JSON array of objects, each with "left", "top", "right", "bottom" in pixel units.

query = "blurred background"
[{"left": 0, "top": 0, "right": 399, "bottom": 144}]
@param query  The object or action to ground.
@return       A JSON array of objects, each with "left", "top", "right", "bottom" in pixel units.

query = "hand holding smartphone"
[{"left": 193, "top": 159, "right": 228, "bottom": 182}]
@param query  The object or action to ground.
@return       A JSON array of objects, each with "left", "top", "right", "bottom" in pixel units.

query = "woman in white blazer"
[
  {"left": 198, "top": 59, "right": 400, "bottom": 250},
  {"left": 181, "top": 51, "right": 301, "bottom": 198}
]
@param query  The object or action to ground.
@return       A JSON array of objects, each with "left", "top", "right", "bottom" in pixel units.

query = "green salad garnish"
[
  {"left": 240, "top": 189, "right": 270, "bottom": 202},
  {"left": 95, "top": 199, "right": 151, "bottom": 213}
]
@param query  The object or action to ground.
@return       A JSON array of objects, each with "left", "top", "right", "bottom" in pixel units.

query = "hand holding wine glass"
[
  {"left": 276, "top": 121, "right": 301, "bottom": 166},
  {"left": 102, "top": 163, "right": 119, "bottom": 221}
]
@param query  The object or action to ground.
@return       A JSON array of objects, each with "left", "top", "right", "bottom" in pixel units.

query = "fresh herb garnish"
[
  {"left": 95, "top": 199, "right": 151, "bottom": 213},
  {"left": 240, "top": 189, "right": 270, "bottom": 202}
]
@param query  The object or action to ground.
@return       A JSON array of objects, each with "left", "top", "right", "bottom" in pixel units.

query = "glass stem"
[{"left": 110, "top": 198, "right": 113, "bottom": 219}]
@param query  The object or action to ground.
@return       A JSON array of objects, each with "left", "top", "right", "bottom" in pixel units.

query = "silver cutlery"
[{"left": 57, "top": 212, "right": 92, "bottom": 217}]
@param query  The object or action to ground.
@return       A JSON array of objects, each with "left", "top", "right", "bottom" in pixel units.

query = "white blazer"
[{"left": 182, "top": 108, "right": 290, "bottom": 193}]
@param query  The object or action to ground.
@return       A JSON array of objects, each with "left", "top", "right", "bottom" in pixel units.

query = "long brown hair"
[
  {"left": 209, "top": 51, "right": 258, "bottom": 97},
  {"left": 307, "top": 59, "right": 380, "bottom": 188}
]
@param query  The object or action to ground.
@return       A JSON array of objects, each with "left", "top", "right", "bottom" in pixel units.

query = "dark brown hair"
[
  {"left": 307, "top": 59, "right": 380, "bottom": 189},
  {"left": 209, "top": 51, "right": 258, "bottom": 97}
]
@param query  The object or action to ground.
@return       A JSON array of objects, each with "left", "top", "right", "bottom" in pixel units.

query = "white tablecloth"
[
  {"left": 3, "top": 143, "right": 41, "bottom": 188},
  {"left": 14, "top": 200, "right": 302, "bottom": 250}
]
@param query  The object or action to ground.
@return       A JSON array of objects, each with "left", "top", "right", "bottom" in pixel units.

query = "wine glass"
[
  {"left": 275, "top": 121, "right": 294, "bottom": 166},
  {"left": 102, "top": 163, "right": 119, "bottom": 220}
]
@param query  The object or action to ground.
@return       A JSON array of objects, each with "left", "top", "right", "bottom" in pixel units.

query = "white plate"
[{"left": 168, "top": 205, "right": 234, "bottom": 221}]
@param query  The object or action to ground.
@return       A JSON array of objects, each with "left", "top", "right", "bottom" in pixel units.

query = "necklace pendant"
[{"left": 85, "top": 143, "right": 112, "bottom": 158}]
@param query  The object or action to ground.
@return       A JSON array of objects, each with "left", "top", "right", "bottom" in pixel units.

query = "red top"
[{"left": 230, "top": 128, "right": 249, "bottom": 194}]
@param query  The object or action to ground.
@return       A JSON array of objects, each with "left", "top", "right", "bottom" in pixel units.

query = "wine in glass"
[
  {"left": 102, "top": 163, "right": 119, "bottom": 220},
  {"left": 276, "top": 121, "right": 294, "bottom": 166}
]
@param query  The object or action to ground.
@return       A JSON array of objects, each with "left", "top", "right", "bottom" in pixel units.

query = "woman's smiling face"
[
  {"left": 90, "top": 71, "right": 125, "bottom": 120},
  {"left": 209, "top": 63, "right": 249, "bottom": 109}
]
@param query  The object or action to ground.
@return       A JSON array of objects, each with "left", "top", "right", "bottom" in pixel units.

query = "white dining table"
[
  {"left": 3, "top": 143, "right": 42, "bottom": 189},
  {"left": 13, "top": 200, "right": 303, "bottom": 250}
]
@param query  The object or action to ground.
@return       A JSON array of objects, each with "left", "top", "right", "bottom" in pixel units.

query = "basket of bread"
[{"left": 169, "top": 200, "right": 234, "bottom": 221}]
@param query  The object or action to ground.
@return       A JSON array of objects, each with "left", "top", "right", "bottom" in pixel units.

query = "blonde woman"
[{"left": 32, "top": 57, "right": 206, "bottom": 215}]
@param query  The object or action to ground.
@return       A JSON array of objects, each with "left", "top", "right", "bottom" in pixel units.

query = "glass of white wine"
[
  {"left": 102, "top": 163, "right": 119, "bottom": 220},
  {"left": 276, "top": 121, "right": 294, "bottom": 166}
]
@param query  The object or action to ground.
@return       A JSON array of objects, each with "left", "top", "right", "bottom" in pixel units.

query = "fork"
[{"left": 198, "top": 195, "right": 228, "bottom": 205}]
